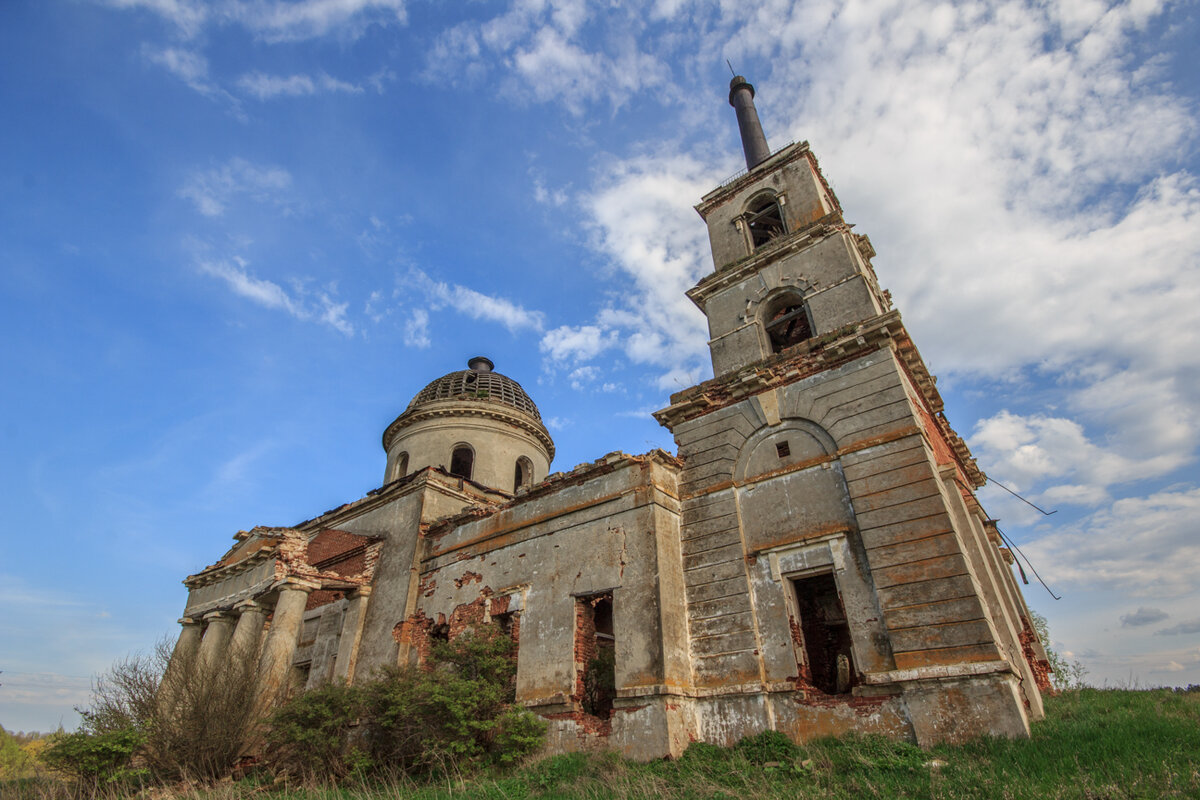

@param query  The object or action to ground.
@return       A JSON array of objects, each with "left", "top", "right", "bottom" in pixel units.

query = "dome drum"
[{"left": 382, "top": 358, "right": 554, "bottom": 492}]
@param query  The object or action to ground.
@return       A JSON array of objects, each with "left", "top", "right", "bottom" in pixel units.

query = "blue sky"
[{"left": 2, "top": 0, "right": 1198, "bottom": 732}]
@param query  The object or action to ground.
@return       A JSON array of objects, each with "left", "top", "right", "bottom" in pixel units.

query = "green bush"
[
  {"left": 490, "top": 707, "right": 547, "bottom": 766},
  {"left": 263, "top": 624, "right": 545, "bottom": 781},
  {"left": 38, "top": 727, "right": 146, "bottom": 786},
  {"left": 266, "top": 681, "right": 368, "bottom": 780},
  {"left": 363, "top": 624, "right": 543, "bottom": 774}
]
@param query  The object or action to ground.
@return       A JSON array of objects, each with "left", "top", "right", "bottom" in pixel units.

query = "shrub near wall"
[{"left": 266, "top": 624, "right": 546, "bottom": 781}]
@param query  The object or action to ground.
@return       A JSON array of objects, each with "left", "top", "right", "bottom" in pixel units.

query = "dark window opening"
[
  {"left": 576, "top": 593, "right": 615, "bottom": 718},
  {"left": 765, "top": 298, "right": 813, "bottom": 353},
  {"left": 393, "top": 451, "right": 409, "bottom": 481},
  {"left": 492, "top": 611, "right": 519, "bottom": 702},
  {"left": 776, "top": 441, "right": 791, "bottom": 458},
  {"left": 430, "top": 623, "right": 450, "bottom": 644},
  {"left": 450, "top": 446, "right": 474, "bottom": 481},
  {"left": 513, "top": 456, "right": 533, "bottom": 493},
  {"left": 747, "top": 196, "right": 786, "bottom": 250},
  {"left": 791, "top": 573, "right": 855, "bottom": 695}
]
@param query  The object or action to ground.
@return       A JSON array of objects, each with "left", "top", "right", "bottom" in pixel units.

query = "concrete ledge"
[{"left": 861, "top": 659, "right": 1012, "bottom": 686}]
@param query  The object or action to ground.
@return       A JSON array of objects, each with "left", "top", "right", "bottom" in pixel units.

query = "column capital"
[
  {"left": 234, "top": 599, "right": 267, "bottom": 614},
  {"left": 271, "top": 577, "right": 321, "bottom": 593},
  {"left": 178, "top": 616, "right": 201, "bottom": 626},
  {"left": 202, "top": 610, "right": 235, "bottom": 622},
  {"left": 351, "top": 585, "right": 373, "bottom": 598}
]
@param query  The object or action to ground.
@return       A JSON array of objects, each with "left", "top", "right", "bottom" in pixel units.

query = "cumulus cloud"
[
  {"left": 1121, "top": 607, "right": 1169, "bottom": 628},
  {"left": 237, "top": 71, "right": 363, "bottom": 99},
  {"left": 178, "top": 158, "right": 292, "bottom": 217},
  {"left": 971, "top": 411, "right": 1188, "bottom": 508},
  {"left": 540, "top": 324, "right": 618, "bottom": 363},
  {"left": 199, "top": 258, "right": 354, "bottom": 335},
  {"left": 533, "top": 154, "right": 714, "bottom": 385},
  {"left": 1019, "top": 487, "right": 1200, "bottom": 597}
]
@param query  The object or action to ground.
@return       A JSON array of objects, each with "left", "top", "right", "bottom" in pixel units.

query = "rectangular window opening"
[
  {"left": 776, "top": 441, "right": 791, "bottom": 458},
  {"left": 492, "top": 611, "right": 519, "bottom": 703},
  {"left": 574, "top": 593, "right": 615, "bottom": 718},
  {"left": 791, "top": 573, "right": 855, "bottom": 695}
]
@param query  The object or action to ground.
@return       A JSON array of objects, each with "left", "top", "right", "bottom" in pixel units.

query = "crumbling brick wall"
[{"left": 1019, "top": 619, "right": 1054, "bottom": 693}]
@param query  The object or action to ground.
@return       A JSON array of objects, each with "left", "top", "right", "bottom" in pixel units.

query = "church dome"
[
  {"left": 382, "top": 357, "right": 554, "bottom": 492},
  {"left": 406, "top": 356, "right": 542, "bottom": 420}
]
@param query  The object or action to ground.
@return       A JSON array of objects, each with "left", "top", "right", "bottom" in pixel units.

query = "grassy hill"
[{"left": 3, "top": 688, "right": 1198, "bottom": 799}]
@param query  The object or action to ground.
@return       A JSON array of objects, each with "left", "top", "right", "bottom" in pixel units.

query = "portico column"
[
  {"left": 333, "top": 586, "right": 372, "bottom": 684},
  {"left": 197, "top": 611, "right": 236, "bottom": 680},
  {"left": 161, "top": 617, "right": 202, "bottom": 706},
  {"left": 255, "top": 579, "right": 317, "bottom": 708},
  {"left": 227, "top": 600, "right": 268, "bottom": 678},
  {"left": 168, "top": 617, "right": 203, "bottom": 670}
]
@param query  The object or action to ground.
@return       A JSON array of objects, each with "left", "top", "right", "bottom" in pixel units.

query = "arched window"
[
  {"left": 450, "top": 445, "right": 474, "bottom": 481},
  {"left": 390, "top": 452, "right": 409, "bottom": 482},
  {"left": 513, "top": 456, "right": 533, "bottom": 493},
  {"left": 763, "top": 293, "right": 813, "bottom": 353},
  {"left": 746, "top": 194, "right": 786, "bottom": 250}
]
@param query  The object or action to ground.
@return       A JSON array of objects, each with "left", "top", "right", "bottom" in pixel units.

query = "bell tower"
[
  {"left": 693, "top": 76, "right": 891, "bottom": 378},
  {"left": 655, "top": 77, "right": 1049, "bottom": 747}
]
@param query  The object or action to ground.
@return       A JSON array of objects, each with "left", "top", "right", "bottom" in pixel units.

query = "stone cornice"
[
  {"left": 184, "top": 547, "right": 275, "bottom": 589},
  {"left": 381, "top": 400, "right": 555, "bottom": 461},
  {"left": 685, "top": 213, "right": 846, "bottom": 312},
  {"left": 292, "top": 467, "right": 508, "bottom": 534},
  {"left": 696, "top": 141, "right": 813, "bottom": 214},
  {"left": 653, "top": 311, "right": 984, "bottom": 487}
]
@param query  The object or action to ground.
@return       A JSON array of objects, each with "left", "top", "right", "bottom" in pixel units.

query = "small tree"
[{"left": 1031, "top": 610, "right": 1088, "bottom": 690}]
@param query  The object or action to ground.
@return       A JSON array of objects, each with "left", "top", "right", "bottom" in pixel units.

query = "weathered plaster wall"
[{"left": 408, "top": 454, "right": 687, "bottom": 760}]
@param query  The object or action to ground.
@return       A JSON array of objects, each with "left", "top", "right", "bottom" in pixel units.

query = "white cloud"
[
  {"left": 199, "top": 258, "right": 354, "bottom": 335},
  {"left": 106, "top": 0, "right": 207, "bottom": 37},
  {"left": 140, "top": 44, "right": 246, "bottom": 112},
  {"left": 568, "top": 365, "right": 598, "bottom": 389},
  {"left": 971, "top": 411, "right": 1187, "bottom": 508},
  {"left": 411, "top": 269, "right": 544, "bottom": 333},
  {"left": 404, "top": 308, "right": 431, "bottom": 348},
  {"left": 178, "top": 158, "right": 292, "bottom": 217},
  {"left": 540, "top": 153, "right": 714, "bottom": 386},
  {"left": 237, "top": 71, "right": 363, "bottom": 99},
  {"left": 423, "top": 1, "right": 671, "bottom": 113},
  {"left": 108, "top": 0, "right": 407, "bottom": 42},
  {"left": 1019, "top": 487, "right": 1200, "bottom": 597},
  {"left": 540, "top": 324, "right": 618, "bottom": 363}
]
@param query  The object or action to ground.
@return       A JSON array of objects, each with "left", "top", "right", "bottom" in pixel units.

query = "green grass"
[{"left": 4, "top": 689, "right": 1198, "bottom": 800}]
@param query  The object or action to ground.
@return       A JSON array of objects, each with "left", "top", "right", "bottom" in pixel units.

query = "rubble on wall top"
[{"left": 424, "top": 449, "right": 680, "bottom": 538}]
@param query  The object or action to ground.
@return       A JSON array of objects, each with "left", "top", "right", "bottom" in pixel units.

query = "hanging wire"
[
  {"left": 985, "top": 475, "right": 1057, "bottom": 515},
  {"left": 995, "top": 525, "right": 1062, "bottom": 600}
]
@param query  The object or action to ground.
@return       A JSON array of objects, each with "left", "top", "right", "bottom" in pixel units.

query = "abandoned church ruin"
[{"left": 167, "top": 77, "right": 1052, "bottom": 758}]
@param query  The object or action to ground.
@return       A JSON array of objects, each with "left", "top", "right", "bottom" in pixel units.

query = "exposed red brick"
[{"left": 1019, "top": 619, "right": 1054, "bottom": 693}]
